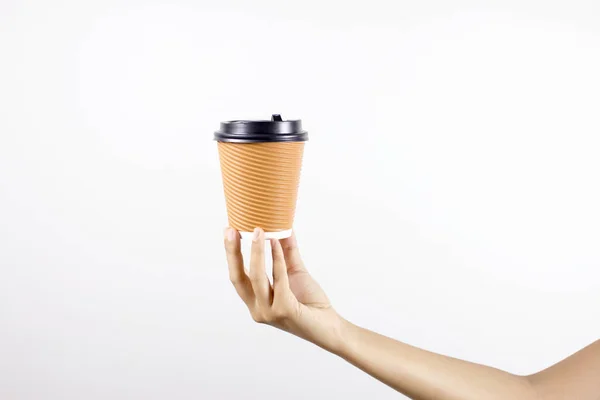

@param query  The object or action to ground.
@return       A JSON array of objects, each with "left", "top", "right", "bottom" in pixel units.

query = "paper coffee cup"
[{"left": 215, "top": 115, "right": 308, "bottom": 239}]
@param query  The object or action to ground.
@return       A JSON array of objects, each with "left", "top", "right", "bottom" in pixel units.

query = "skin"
[{"left": 223, "top": 227, "right": 600, "bottom": 400}]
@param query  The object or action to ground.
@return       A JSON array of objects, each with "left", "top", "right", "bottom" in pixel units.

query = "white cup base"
[{"left": 239, "top": 229, "right": 293, "bottom": 240}]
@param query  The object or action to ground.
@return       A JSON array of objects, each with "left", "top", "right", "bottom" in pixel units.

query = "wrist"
[
  {"left": 333, "top": 317, "right": 358, "bottom": 359},
  {"left": 294, "top": 309, "right": 351, "bottom": 354},
  {"left": 324, "top": 314, "right": 357, "bottom": 356}
]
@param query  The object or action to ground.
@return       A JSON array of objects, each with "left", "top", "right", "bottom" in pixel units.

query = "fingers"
[
  {"left": 249, "top": 228, "right": 272, "bottom": 308},
  {"left": 224, "top": 227, "right": 254, "bottom": 305},
  {"left": 271, "top": 238, "right": 290, "bottom": 302},
  {"left": 280, "top": 232, "right": 307, "bottom": 274},
  {"left": 224, "top": 227, "right": 301, "bottom": 327}
]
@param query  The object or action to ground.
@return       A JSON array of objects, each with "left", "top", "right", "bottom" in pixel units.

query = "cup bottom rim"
[{"left": 239, "top": 229, "right": 293, "bottom": 240}]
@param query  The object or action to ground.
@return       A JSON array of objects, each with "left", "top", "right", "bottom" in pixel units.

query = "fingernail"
[
  {"left": 226, "top": 228, "right": 236, "bottom": 242},
  {"left": 252, "top": 228, "right": 261, "bottom": 242}
]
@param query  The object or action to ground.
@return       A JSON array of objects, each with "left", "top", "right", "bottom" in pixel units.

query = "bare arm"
[
  {"left": 527, "top": 340, "right": 600, "bottom": 400},
  {"left": 223, "top": 227, "right": 600, "bottom": 400},
  {"left": 337, "top": 322, "right": 538, "bottom": 399}
]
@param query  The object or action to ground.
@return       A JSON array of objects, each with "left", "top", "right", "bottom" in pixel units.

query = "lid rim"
[
  {"left": 214, "top": 132, "right": 308, "bottom": 143},
  {"left": 214, "top": 115, "right": 308, "bottom": 143}
]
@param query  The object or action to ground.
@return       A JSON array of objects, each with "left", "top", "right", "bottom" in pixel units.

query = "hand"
[{"left": 224, "top": 227, "right": 345, "bottom": 351}]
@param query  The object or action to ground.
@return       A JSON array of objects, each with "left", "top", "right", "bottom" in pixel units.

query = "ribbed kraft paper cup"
[{"left": 214, "top": 115, "right": 308, "bottom": 239}]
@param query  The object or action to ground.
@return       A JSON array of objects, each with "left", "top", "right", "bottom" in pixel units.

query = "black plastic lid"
[{"left": 214, "top": 114, "right": 308, "bottom": 143}]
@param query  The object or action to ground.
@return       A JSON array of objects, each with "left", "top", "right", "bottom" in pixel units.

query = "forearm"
[{"left": 332, "top": 320, "right": 538, "bottom": 400}]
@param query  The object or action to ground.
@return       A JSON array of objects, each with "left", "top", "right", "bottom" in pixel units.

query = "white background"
[{"left": 1, "top": 0, "right": 600, "bottom": 399}]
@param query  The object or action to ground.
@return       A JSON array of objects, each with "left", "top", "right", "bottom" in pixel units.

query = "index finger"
[{"left": 280, "top": 232, "right": 307, "bottom": 274}]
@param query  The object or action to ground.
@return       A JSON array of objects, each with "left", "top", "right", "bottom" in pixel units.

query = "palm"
[
  {"left": 224, "top": 229, "right": 340, "bottom": 350},
  {"left": 284, "top": 259, "right": 339, "bottom": 349},
  {"left": 288, "top": 269, "right": 330, "bottom": 309}
]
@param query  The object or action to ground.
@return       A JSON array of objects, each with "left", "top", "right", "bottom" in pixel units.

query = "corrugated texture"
[{"left": 217, "top": 142, "right": 304, "bottom": 232}]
